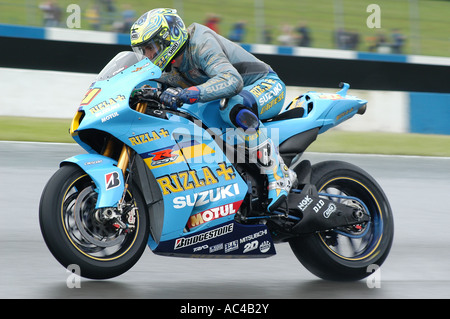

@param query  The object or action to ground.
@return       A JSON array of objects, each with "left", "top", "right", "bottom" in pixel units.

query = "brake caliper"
[{"left": 96, "top": 205, "right": 137, "bottom": 233}]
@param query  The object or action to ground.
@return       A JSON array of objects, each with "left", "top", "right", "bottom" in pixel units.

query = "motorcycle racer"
[{"left": 130, "top": 8, "right": 296, "bottom": 212}]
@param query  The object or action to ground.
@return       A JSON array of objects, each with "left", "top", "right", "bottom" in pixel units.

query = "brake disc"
[{"left": 73, "top": 187, "right": 124, "bottom": 248}]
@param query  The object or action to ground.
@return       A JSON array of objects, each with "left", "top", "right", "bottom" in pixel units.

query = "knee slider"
[
  {"left": 220, "top": 91, "right": 260, "bottom": 132},
  {"left": 236, "top": 107, "right": 259, "bottom": 131},
  {"left": 230, "top": 104, "right": 259, "bottom": 132}
]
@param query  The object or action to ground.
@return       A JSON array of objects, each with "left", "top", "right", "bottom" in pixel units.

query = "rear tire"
[
  {"left": 289, "top": 161, "right": 394, "bottom": 281},
  {"left": 39, "top": 164, "right": 149, "bottom": 279}
]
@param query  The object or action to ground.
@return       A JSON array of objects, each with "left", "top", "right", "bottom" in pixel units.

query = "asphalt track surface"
[{"left": 1, "top": 141, "right": 450, "bottom": 299}]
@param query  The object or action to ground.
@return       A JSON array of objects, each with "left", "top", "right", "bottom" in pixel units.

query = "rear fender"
[{"left": 61, "top": 154, "right": 124, "bottom": 208}]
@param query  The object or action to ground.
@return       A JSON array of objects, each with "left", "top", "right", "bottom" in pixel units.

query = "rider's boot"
[{"left": 249, "top": 138, "right": 297, "bottom": 212}]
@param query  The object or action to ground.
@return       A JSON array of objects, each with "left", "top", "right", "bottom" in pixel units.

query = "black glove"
[
  {"left": 160, "top": 87, "right": 184, "bottom": 110},
  {"left": 160, "top": 86, "right": 200, "bottom": 110}
]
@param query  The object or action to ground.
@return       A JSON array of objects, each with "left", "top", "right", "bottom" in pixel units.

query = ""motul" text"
[{"left": 188, "top": 201, "right": 242, "bottom": 228}]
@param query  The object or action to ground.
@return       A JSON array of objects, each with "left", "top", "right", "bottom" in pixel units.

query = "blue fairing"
[{"left": 71, "top": 55, "right": 162, "bottom": 153}]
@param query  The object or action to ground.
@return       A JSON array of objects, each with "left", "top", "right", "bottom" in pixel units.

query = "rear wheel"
[
  {"left": 289, "top": 161, "right": 394, "bottom": 281},
  {"left": 39, "top": 164, "right": 149, "bottom": 279}
]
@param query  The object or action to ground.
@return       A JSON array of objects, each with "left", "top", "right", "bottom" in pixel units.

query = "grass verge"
[
  {"left": 1, "top": 116, "right": 450, "bottom": 157},
  {"left": 308, "top": 130, "right": 450, "bottom": 157},
  {"left": 0, "top": 116, "right": 73, "bottom": 143}
]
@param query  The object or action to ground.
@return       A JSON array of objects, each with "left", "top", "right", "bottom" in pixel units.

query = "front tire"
[
  {"left": 39, "top": 164, "right": 149, "bottom": 279},
  {"left": 289, "top": 161, "right": 394, "bottom": 281}
]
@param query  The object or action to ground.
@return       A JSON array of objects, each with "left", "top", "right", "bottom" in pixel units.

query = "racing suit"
[{"left": 159, "top": 23, "right": 296, "bottom": 212}]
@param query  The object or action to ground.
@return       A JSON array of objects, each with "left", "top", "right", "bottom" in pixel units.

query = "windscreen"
[{"left": 96, "top": 51, "right": 146, "bottom": 81}]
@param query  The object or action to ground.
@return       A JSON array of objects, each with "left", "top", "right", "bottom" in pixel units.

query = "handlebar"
[
  {"left": 133, "top": 86, "right": 186, "bottom": 111},
  {"left": 132, "top": 86, "right": 185, "bottom": 115},
  {"left": 138, "top": 86, "right": 163, "bottom": 101}
]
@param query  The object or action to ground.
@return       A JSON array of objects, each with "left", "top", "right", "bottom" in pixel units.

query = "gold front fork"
[{"left": 117, "top": 145, "right": 130, "bottom": 175}]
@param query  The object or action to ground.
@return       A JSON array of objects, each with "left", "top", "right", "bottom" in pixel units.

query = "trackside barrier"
[{"left": 0, "top": 24, "right": 449, "bottom": 135}]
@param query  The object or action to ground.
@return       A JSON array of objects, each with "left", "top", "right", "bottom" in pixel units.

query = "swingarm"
[{"left": 287, "top": 160, "right": 370, "bottom": 234}]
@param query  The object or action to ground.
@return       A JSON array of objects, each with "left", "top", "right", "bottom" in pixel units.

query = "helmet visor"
[{"left": 132, "top": 38, "right": 166, "bottom": 63}]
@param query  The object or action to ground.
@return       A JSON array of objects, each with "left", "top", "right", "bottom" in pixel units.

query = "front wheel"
[
  {"left": 39, "top": 164, "right": 149, "bottom": 279},
  {"left": 289, "top": 161, "right": 394, "bottom": 281}
]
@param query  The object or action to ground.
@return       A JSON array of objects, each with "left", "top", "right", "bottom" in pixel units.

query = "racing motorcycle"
[{"left": 39, "top": 51, "right": 394, "bottom": 281}]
